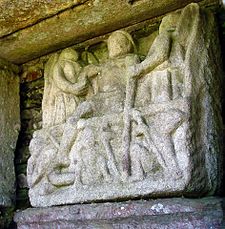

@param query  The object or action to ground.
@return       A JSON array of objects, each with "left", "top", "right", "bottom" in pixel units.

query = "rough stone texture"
[
  {"left": 0, "top": 0, "right": 220, "bottom": 64},
  {"left": 0, "top": 58, "right": 20, "bottom": 208},
  {"left": 14, "top": 22, "right": 161, "bottom": 209},
  {"left": 15, "top": 68, "right": 44, "bottom": 209},
  {"left": 27, "top": 3, "right": 223, "bottom": 207},
  {"left": 0, "top": 0, "right": 88, "bottom": 38},
  {"left": 14, "top": 197, "right": 225, "bottom": 228}
]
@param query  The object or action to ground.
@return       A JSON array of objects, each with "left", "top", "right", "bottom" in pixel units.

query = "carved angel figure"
[{"left": 42, "top": 48, "right": 87, "bottom": 128}]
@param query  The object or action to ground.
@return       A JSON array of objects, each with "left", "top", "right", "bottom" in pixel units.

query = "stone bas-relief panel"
[
  {"left": 0, "top": 59, "right": 20, "bottom": 207},
  {"left": 27, "top": 3, "right": 223, "bottom": 207}
]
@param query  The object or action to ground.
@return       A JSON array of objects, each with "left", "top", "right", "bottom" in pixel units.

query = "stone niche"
[
  {"left": 27, "top": 3, "right": 223, "bottom": 207},
  {"left": 0, "top": 59, "right": 20, "bottom": 207}
]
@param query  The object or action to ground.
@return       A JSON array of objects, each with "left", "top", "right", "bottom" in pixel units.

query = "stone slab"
[
  {"left": 0, "top": 58, "right": 20, "bottom": 207},
  {"left": 27, "top": 3, "right": 223, "bottom": 207},
  {"left": 0, "top": 0, "right": 88, "bottom": 38},
  {"left": 14, "top": 197, "right": 225, "bottom": 228},
  {"left": 0, "top": 0, "right": 220, "bottom": 64}
]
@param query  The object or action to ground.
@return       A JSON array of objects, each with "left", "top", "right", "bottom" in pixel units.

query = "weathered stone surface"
[
  {"left": 0, "top": 0, "right": 88, "bottom": 38},
  {"left": 0, "top": 207, "right": 15, "bottom": 229},
  {"left": 27, "top": 3, "right": 223, "bottom": 207},
  {"left": 0, "top": 58, "right": 20, "bottom": 207},
  {"left": 14, "top": 70, "right": 44, "bottom": 209},
  {"left": 14, "top": 197, "right": 225, "bottom": 228},
  {"left": 0, "top": 0, "right": 220, "bottom": 64}
]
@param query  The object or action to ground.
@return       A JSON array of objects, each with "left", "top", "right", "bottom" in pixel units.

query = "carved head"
[
  {"left": 59, "top": 48, "right": 79, "bottom": 62},
  {"left": 29, "top": 133, "right": 45, "bottom": 157},
  {"left": 159, "top": 13, "right": 180, "bottom": 34},
  {"left": 107, "top": 30, "right": 135, "bottom": 58}
]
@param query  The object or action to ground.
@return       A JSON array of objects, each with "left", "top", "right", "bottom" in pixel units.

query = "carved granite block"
[
  {"left": 27, "top": 3, "right": 223, "bottom": 207},
  {"left": 0, "top": 59, "right": 20, "bottom": 207}
]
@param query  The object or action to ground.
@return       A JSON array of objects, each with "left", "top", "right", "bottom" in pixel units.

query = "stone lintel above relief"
[
  {"left": 27, "top": 3, "right": 223, "bottom": 207},
  {"left": 0, "top": 0, "right": 220, "bottom": 64},
  {"left": 0, "top": 58, "right": 19, "bottom": 74},
  {"left": 0, "top": 0, "right": 88, "bottom": 38}
]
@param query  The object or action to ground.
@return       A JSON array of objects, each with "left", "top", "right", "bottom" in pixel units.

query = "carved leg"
[
  {"left": 129, "top": 143, "right": 145, "bottom": 182},
  {"left": 56, "top": 101, "right": 93, "bottom": 167},
  {"left": 39, "top": 178, "right": 57, "bottom": 196},
  {"left": 145, "top": 129, "right": 182, "bottom": 178},
  {"left": 98, "top": 156, "right": 112, "bottom": 183},
  {"left": 157, "top": 134, "right": 182, "bottom": 178},
  {"left": 100, "top": 125, "right": 120, "bottom": 179},
  {"left": 132, "top": 109, "right": 182, "bottom": 179},
  {"left": 74, "top": 160, "right": 83, "bottom": 187}
]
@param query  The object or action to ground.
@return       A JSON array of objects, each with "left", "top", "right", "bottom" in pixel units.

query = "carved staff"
[
  {"left": 121, "top": 33, "right": 171, "bottom": 177},
  {"left": 121, "top": 75, "right": 137, "bottom": 177},
  {"left": 101, "top": 123, "right": 120, "bottom": 177}
]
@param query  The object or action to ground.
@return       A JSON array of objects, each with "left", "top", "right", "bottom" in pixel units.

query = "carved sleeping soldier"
[{"left": 27, "top": 3, "right": 223, "bottom": 207}]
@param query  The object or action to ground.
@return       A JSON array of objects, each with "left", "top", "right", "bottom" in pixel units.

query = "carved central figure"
[{"left": 27, "top": 4, "right": 222, "bottom": 207}]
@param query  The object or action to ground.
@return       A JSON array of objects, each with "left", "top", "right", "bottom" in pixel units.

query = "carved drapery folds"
[{"left": 27, "top": 3, "right": 223, "bottom": 207}]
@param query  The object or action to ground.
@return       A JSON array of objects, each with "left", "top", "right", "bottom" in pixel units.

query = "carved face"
[
  {"left": 59, "top": 48, "right": 79, "bottom": 62},
  {"left": 159, "top": 13, "right": 180, "bottom": 34},
  {"left": 107, "top": 31, "right": 134, "bottom": 58}
]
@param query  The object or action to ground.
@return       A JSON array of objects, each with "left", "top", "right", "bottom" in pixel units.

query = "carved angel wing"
[{"left": 42, "top": 53, "right": 59, "bottom": 128}]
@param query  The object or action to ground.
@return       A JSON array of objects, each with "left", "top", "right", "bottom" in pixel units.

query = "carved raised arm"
[{"left": 129, "top": 32, "right": 171, "bottom": 79}]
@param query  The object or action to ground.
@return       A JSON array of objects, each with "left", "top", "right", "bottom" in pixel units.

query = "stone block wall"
[
  {"left": 15, "top": 60, "right": 45, "bottom": 209},
  {"left": 0, "top": 59, "right": 20, "bottom": 228}
]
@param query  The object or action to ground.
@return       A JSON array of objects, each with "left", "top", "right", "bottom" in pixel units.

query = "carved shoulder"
[
  {"left": 82, "top": 64, "right": 101, "bottom": 79},
  {"left": 125, "top": 54, "right": 140, "bottom": 66}
]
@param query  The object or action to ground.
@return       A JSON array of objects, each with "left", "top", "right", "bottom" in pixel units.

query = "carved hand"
[
  {"left": 73, "top": 76, "right": 89, "bottom": 96},
  {"left": 83, "top": 64, "right": 101, "bottom": 79},
  {"left": 132, "top": 109, "right": 143, "bottom": 124},
  {"left": 127, "top": 64, "right": 143, "bottom": 79}
]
